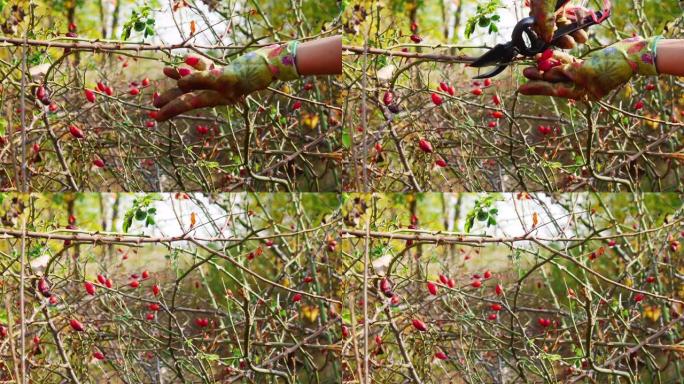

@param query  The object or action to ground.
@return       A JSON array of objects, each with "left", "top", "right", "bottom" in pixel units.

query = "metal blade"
[
  {"left": 473, "top": 65, "right": 508, "bottom": 79},
  {"left": 470, "top": 42, "right": 515, "bottom": 68}
]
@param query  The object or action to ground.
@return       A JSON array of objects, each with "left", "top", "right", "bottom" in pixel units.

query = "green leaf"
[{"left": 341, "top": 130, "right": 351, "bottom": 149}]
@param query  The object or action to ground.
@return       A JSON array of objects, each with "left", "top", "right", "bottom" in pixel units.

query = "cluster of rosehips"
[
  {"left": 537, "top": 125, "right": 553, "bottom": 136},
  {"left": 194, "top": 318, "right": 210, "bottom": 328}
]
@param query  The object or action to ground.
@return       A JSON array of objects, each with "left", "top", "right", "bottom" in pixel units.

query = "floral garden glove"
[
  {"left": 519, "top": 36, "right": 660, "bottom": 100},
  {"left": 153, "top": 41, "right": 299, "bottom": 121}
]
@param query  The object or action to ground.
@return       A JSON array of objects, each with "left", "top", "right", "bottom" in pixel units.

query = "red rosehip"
[
  {"left": 85, "top": 89, "right": 96, "bottom": 103},
  {"left": 97, "top": 274, "right": 106, "bottom": 285},
  {"left": 492, "top": 111, "right": 504, "bottom": 119},
  {"left": 178, "top": 68, "right": 192, "bottom": 77},
  {"left": 634, "top": 293, "right": 645, "bottom": 302},
  {"left": 341, "top": 325, "right": 350, "bottom": 338},
  {"left": 84, "top": 281, "right": 96, "bottom": 295},
  {"left": 471, "top": 280, "right": 482, "bottom": 288},
  {"left": 93, "top": 158, "right": 105, "bottom": 168},
  {"left": 142, "top": 271, "right": 150, "bottom": 279},
  {"left": 484, "top": 78, "right": 492, "bottom": 87},
  {"left": 431, "top": 93, "right": 443, "bottom": 106},
  {"left": 69, "top": 125, "right": 84, "bottom": 139},
  {"left": 434, "top": 351, "right": 448, "bottom": 360},
  {"left": 149, "top": 303, "right": 160, "bottom": 311},
  {"left": 427, "top": 282, "right": 438, "bottom": 295},
  {"left": 105, "top": 279, "right": 113, "bottom": 288},
  {"left": 471, "top": 88, "right": 483, "bottom": 96},
  {"left": 490, "top": 304, "right": 502, "bottom": 311},
  {"left": 97, "top": 82, "right": 107, "bottom": 92},
  {"left": 435, "top": 159, "right": 447, "bottom": 168},
  {"left": 93, "top": 351, "right": 105, "bottom": 360},
  {"left": 146, "top": 121, "right": 156, "bottom": 128},
  {"left": 142, "top": 78, "right": 150, "bottom": 87},
  {"left": 492, "top": 94, "right": 501, "bottom": 105},
  {"left": 129, "top": 88, "right": 140, "bottom": 96},
  {"left": 488, "top": 313, "right": 498, "bottom": 320},
  {"left": 129, "top": 280, "right": 140, "bottom": 288},
  {"left": 410, "top": 34, "right": 422, "bottom": 43},
  {"left": 412, "top": 319, "right": 427, "bottom": 331},
  {"left": 70, "top": 319, "right": 85, "bottom": 332},
  {"left": 447, "top": 278, "right": 455, "bottom": 288},
  {"left": 152, "top": 284, "right": 160, "bottom": 296},
  {"left": 484, "top": 270, "right": 492, "bottom": 279},
  {"left": 646, "top": 276, "right": 655, "bottom": 284},
  {"left": 292, "top": 293, "right": 302, "bottom": 303},
  {"left": 383, "top": 91, "right": 393, "bottom": 106},
  {"left": 439, "top": 82, "right": 449, "bottom": 92},
  {"left": 292, "top": 101, "right": 302, "bottom": 111},
  {"left": 146, "top": 313, "right": 155, "bottom": 321},
  {"left": 185, "top": 56, "right": 200, "bottom": 66},
  {"left": 418, "top": 139, "right": 433, "bottom": 153},
  {"left": 439, "top": 274, "right": 449, "bottom": 284},
  {"left": 634, "top": 100, "right": 644, "bottom": 110}
]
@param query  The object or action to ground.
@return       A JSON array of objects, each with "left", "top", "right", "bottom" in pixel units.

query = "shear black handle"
[{"left": 514, "top": 10, "right": 607, "bottom": 57}]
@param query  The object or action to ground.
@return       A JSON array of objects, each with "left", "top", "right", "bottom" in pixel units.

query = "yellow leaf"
[
  {"left": 190, "top": 212, "right": 197, "bottom": 228},
  {"left": 302, "top": 113, "right": 319, "bottom": 129},
  {"left": 532, "top": 212, "right": 539, "bottom": 228},
  {"left": 301, "top": 305, "right": 320, "bottom": 322},
  {"left": 190, "top": 20, "right": 197, "bottom": 36},
  {"left": 643, "top": 305, "right": 661, "bottom": 322}
]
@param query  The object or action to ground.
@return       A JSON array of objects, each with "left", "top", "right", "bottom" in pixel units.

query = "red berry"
[
  {"left": 341, "top": 325, "right": 350, "bottom": 338},
  {"left": 129, "top": 88, "right": 140, "bottom": 96},
  {"left": 634, "top": 100, "right": 644, "bottom": 110},
  {"left": 149, "top": 303, "right": 160, "bottom": 311},
  {"left": 490, "top": 304, "right": 502, "bottom": 311},
  {"left": 608, "top": 240, "right": 616, "bottom": 247},
  {"left": 70, "top": 319, "right": 85, "bottom": 332},
  {"left": 645, "top": 83, "right": 656, "bottom": 91},
  {"left": 0, "top": 325, "right": 6, "bottom": 338},
  {"left": 447, "top": 278, "right": 455, "bottom": 288},
  {"left": 292, "top": 101, "right": 302, "bottom": 111},
  {"left": 492, "top": 94, "right": 501, "bottom": 105},
  {"left": 185, "top": 56, "right": 200, "bottom": 66},
  {"left": 410, "top": 22, "right": 418, "bottom": 32},
  {"left": 427, "top": 282, "right": 438, "bottom": 295},
  {"left": 484, "top": 270, "right": 492, "bottom": 279},
  {"left": 93, "top": 158, "right": 105, "bottom": 168},
  {"left": 178, "top": 68, "right": 192, "bottom": 77},
  {"left": 646, "top": 276, "right": 655, "bottom": 284},
  {"left": 85, "top": 89, "right": 96, "bottom": 103},
  {"left": 412, "top": 319, "right": 427, "bottom": 332},
  {"left": 304, "top": 276, "right": 314, "bottom": 284},
  {"left": 410, "top": 34, "right": 422, "bottom": 43},
  {"left": 484, "top": 78, "right": 492, "bottom": 87},
  {"left": 488, "top": 313, "right": 498, "bottom": 320},
  {"left": 69, "top": 125, "right": 84, "bottom": 139},
  {"left": 142, "top": 78, "right": 150, "bottom": 87},
  {"left": 540, "top": 48, "right": 554, "bottom": 61},
  {"left": 84, "top": 281, "right": 96, "bottom": 295},
  {"left": 146, "top": 313, "right": 155, "bottom": 321},
  {"left": 492, "top": 111, "right": 504, "bottom": 119},
  {"left": 439, "top": 274, "right": 449, "bottom": 284},
  {"left": 471, "top": 88, "right": 483, "bottom": 96},
  {"left": 142, "top": 271, "right": 150, "bottom": 279},
  {"left": 152, "top": 284, "right": 160, "bottom": 296},
  {"left": 105, "top": 279, "right": 113, "bottom": 288},
  {"left": 383, "top": 91, "right": 394, "bottom": 106},
  {"left": 447, "top": 85, "right": 455, "bottom": 96},
  {"left": 434, "top": 351, "right": 448, "bottom": 360},
  {"left": 537, "top": 59, "right": 560, "bottom": 72},
  {"left": 471, "top": 280, "right": 482, "bottom": 288},
  {"left": 390, "top": 295, "right": 400, "bottom": 306},
  {"left": 93, "top": 351, "right": 105, "bottom": 360},
  {"left": 439, "top": 82, "right": 449, "bottom": 92},
  {"left": 488, "top": 121, "right": 498, "bottom": 128},
  {"left": 68, "top": 23, "right": 77, "bottom": 32},
  {"left": 418, "top": 139, "right": 433, "bottom": 153},
  {"left": 431, "top": 93, "right": 443, "bottom": 106},
  {"left": 129, "top": 280, "right": 140, "bottom": 288},
  {"left": 292, "top": 293, "right": 302, "bottom": 303},
  {"left": 49, "top": 103, "right": 59, "bottom": 112},
  {"left": 634, "top": 293, "right": 645, "bottom": 302},
  {"left": 435, "top": 159, "right": 447, "bottom": 168},
  {"left": 105, "top": 86, "right": 113, "bottom": 96},
  {"left": 97, "top": 82, "right": 107, "bottom": 92},
  {"left": 96, "top": 274, "right": 106, "bottom": 285},
  {"left": 146, "top": 121, "right": 156, "bottom": 128},
  {"left": 38, "top": 278, "right": 50, "bottom": 297}
]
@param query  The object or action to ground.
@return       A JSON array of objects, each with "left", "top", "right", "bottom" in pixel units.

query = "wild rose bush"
[
  {"left": 0, "top": 193, "right": 342, "bottom": 383},
  {"left": 342, "top": 1, "right": 684, "bottom": 192},
  {"left": 340, "top": 193, "right": 684, "bottom": 382},
  {"left": 0, "top": 1, "right": 344, "bottom": 192}
]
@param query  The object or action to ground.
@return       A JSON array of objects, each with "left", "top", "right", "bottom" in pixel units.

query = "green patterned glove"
[
  {"left": 154, "top": 41, "right": 300, "bottom": 121},
  {"left": 519, "top": 36, "right": 660, "bottom": 100}
]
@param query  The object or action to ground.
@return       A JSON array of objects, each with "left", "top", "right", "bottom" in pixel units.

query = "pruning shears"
[{"left": 470, "top": 0, "right": 611, "bottom": 79}]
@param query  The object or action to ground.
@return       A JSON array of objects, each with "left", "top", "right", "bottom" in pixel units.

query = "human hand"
[
  {"left": 519, "top": 36, "right": 660, "bottom": 100},
  {"left": 529, "top": 0, "right": 592, "bottom": 49},
  {"left": 153, "top": 42, "right": 299, "bottom": 121}
]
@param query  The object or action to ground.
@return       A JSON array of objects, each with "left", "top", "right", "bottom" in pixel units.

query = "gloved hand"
[
  {"left": 153, "top": 41, "right": 300, "bottom": 121},
  {"left": 519, "top": 36, "right": 660, "bottom": 99},
  {"left": 530, "top": 0, "right": 592, "bottom": 49}
]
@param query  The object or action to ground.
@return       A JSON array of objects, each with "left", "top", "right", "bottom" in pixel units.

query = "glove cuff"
[{"left": 255, "top": 41, "right": 300, "bottom": 82}]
